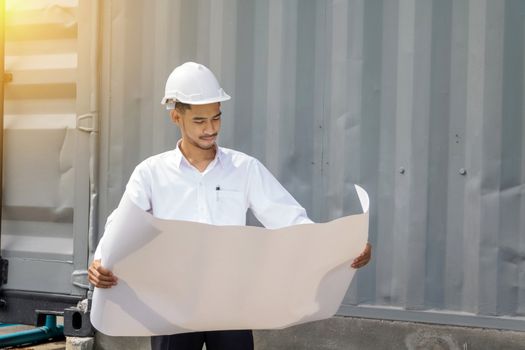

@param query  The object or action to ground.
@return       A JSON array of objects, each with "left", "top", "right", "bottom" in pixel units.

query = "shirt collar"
[{"left": 173, "top": 140, "right": 225, "bottom": 170}]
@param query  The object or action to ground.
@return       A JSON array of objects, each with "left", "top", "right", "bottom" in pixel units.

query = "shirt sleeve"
[
  {"left": 93, "top": 210, "right": 116, "bottom": 260},
  {"left": 247, "top": 159, "right": 313, "bottom": 229},
  {"left": 123, "top": 161, "right": 153, "bottom": 213},
  {"left": 93, "top": 162, "right": 152, "bottom": 261}
]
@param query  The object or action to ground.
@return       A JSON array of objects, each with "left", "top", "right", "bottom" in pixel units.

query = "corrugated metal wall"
[{"left": 98, "top": 0, "right": 525, "bottom": 331}]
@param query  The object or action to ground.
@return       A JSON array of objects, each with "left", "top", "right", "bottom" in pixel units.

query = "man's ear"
[{"left": 170, "top": 109, "right": 180, "bottom": 124}]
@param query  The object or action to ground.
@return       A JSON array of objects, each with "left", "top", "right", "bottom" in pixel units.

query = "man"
[{"left": 88, "top": 62, "right": 372, "bottom": 350}]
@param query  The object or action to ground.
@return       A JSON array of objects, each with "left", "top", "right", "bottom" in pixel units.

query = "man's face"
[{"left": 171, "top": 102, "right": 222, "bottom": 150}]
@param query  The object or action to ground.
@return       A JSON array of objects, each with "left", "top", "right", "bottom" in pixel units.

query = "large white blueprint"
[{"left": 91, "top": 185, "right": 369, "bottom": 336}]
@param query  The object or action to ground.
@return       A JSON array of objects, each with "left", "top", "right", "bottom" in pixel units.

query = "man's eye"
[{"left": 194, "top": 120, "right": 204, "bottom": 124}]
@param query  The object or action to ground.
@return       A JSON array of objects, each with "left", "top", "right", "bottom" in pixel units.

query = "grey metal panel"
[
  {"left": 4, "top": 257, "right": 74, "bottom": 294},
  {"left": 98, "top": 0, "right": 525, "bottom": 330},
  {"left": 444, "top": 0, "right": 468, "bottom": 313}
]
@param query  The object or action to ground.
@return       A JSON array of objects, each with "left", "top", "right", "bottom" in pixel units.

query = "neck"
[{"left": 179, "top": 139, "right": 216, "bottom": 164}]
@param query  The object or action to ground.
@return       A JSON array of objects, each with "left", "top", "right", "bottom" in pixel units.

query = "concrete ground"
[
  {"left": 15, "top": 342, "right": 65, "bottom": 350},
  {"left": 94, "top": 316, "right": 525, "bottom": 350}
]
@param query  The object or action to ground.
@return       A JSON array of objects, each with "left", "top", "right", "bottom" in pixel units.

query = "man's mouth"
[{"left": 200, "top": 135, "right": 217, "bottom": 141}]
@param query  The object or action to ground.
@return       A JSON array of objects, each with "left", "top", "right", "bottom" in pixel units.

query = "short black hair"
[{"left": 175, "top": 102, "right": 191, "bottom": 114}]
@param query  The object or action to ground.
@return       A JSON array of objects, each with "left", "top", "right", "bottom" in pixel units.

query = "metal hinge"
[
  {"left": 76, "top": 113, "right": 99, "bottom": 133},
  {"left": 71, "top": 270, "right": 90, "bottom": 290}
]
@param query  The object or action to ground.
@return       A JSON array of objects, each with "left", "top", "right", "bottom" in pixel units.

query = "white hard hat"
[{"left": 161, "top": 62, "right": 231, "bottom": 108}]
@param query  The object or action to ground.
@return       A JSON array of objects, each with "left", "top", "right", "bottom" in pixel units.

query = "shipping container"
[{"left": 1, "top": 0, "right": 524, "bottom": 335}]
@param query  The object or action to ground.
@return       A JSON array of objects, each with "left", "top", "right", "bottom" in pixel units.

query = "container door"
[{"left": 1, "top": 0, "right": 97, "bottom": 324}]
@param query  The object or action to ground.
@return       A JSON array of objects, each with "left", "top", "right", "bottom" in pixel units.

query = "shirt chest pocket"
[{"left": 212, "top": 190, "right": 247, "bottom": 225}]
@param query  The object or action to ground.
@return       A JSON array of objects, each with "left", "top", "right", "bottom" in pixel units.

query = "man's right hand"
[{"left": 88, "top": 259, "right": 118, "bottom": 288}]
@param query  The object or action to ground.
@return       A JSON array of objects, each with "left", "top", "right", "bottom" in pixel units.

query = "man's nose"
[{"left": 203, "top": 121, "right": 215, "bottom": 134}]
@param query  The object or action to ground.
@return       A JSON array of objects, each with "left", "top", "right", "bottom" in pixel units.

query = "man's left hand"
[{"left": 351, "top": 242, "right": 372, "bottom": 269}]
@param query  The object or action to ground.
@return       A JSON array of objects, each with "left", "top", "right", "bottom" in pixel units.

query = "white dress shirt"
[{"left": 94, "top": 144, "right": 312, "bottom": 260}]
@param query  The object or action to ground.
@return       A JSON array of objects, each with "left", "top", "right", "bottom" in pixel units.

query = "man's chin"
[{"left": 197, "top": 141, "right": 216, "bottom": 150}]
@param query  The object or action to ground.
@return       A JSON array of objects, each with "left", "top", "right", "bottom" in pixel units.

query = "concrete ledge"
[
  {"left": 66, "top": 337, "right": 94, "bottom": 350},
  {"left": 95, "top": 333, "right": 150, "bottom": 350},
  {"left": 92, "top": 316, "right": 525, "bottom": 350},
  {"left": 253, "top": 317, "right": 525, "bottom": 350}
]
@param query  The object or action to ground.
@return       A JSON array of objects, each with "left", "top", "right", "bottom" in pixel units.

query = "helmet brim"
[{"left": 160, "top": 94, "right": 231, "bottom": 105}]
